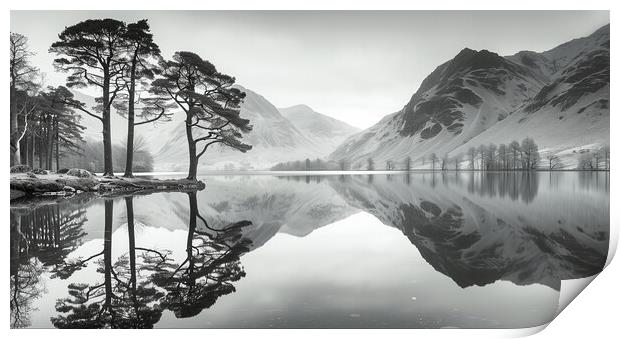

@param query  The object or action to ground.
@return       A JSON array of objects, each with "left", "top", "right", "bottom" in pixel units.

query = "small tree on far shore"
[
  {"left": 367, "top": 158, "right": 375, "bottom": 171},
  {"left": 429, "top": 153, "right": 438, "bottom": 171},
  {"left": 546, "top": 154, "right": 562, "bottom": 170},
  {"left": 453, "top": 153, "right": 462, "bottom": 171},
  {"left": 404, "top": 156, "right": 412, "bottom": 171}
]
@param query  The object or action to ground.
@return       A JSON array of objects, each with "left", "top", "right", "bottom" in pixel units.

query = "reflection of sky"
[
  {"left": 19, "top": 172, "right": 610, "bottom": 328},
  {"left": 154, "top": 212, "right": 558, "bottom": 329},
  {"left": 27, "top": 212, "right": 558, "bottom": 329}
]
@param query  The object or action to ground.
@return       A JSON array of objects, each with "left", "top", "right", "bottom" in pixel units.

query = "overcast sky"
[{"left": 10, "top": 11, "right": 609, "bottom": 129}]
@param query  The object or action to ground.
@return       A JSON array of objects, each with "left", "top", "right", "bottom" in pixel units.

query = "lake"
[{"left": 10, "top": 172, "right": 610, "bottom": 329}]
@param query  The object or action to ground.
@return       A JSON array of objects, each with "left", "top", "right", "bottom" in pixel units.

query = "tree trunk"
[
  {"left": 186, "top": 119, "right": 198, "bottom": 181},
  {"left": 47, "top": 119, "right": 54, "bottom": 170},
  {"left": 55, "top": 121, "right": 60, "bottom": 171},
  {"left": 10, "top": 84, "right": 20, "bottom": 166},
  {"left": 20, "top": 134, "right": 28, "bottom": 166},
  {"left": 126, "top": 197, "right": 137, "bottom": 291},
  {"left": 103, "top": 200, "right": 113, "bottom": 315},
  {"left": 124, "top": 58, "right": 138, "bottom": 178},
  {"left": 28, "top": 134, "right": 34, "bottom": 168},
  {"left": 187, "top": 192, "right": 197, "bottom": 277},
  {"left": 102, "top": 73, "right": 114, "bottom": 177},
  {"left": 38, "top": 135, "right": 43, "bottom": 169}
]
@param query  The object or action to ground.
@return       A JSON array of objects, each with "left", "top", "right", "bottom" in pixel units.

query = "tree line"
[
  {"left": 10, "top": 18, "right": 252, "bottom": 179},
  {"left": 364, "top": 138, "right": 608, "bottom": 171},
  {"left": 274, "top": 137, "right": 609, "bottom": 172}
]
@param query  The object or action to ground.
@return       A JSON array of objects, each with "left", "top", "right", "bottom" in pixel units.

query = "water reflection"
[
  {"left": 9, "top": 172, "right": 610, "bottom": 328},
  {"left": 10, "top": 200, "right": 88, "bottom": 328},
  {"left": 330, "top": 173, "right": 608, "bottom": 290}
]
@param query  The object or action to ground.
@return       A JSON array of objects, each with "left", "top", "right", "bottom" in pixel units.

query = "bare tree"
[
  {"left": 440, "top": 154, "right": 449, "bottom": 171},
  {"left": 429, "top": 153, "right": 438, "bottom": 171},
  {"left": 578, "top": 153, "right": 594, "bottom": 170},
  {"left": 10, "top": 32, "right": 39, "bottom": 166},
  {"left": 468, "top": 147, "right": 476, "bottom": 170},
  {"left": 509, "top": 140, "right": 521, "bottom": 171},
  {"left": 592, "top": 149, "right": 602, "bottom": 171},
  {"left": 599, "top": 145, "right": 610, "bottom": 170},
  {"left": 367, "top": 158, "right": 375, "bottom": 171},
  {"left": 498, "top": 144, "right": 508, "bottom": 171},
  {"left": 545, "top": 154, "right": 562, "bottom": 170},
  {"left": 453, "top": 153, "right": 463, "bottom": 171},
  {"left": 404, "top": 156, "right": 412, "bottom": 171},
  {"left": 477, "top": 145, "right": 487, "bottom": 171},
  {"left": 487, "top": 144, "right": 497, "bottom": 170}
]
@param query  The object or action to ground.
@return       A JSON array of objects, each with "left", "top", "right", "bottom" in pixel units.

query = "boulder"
[
  {"left": 31, "top": 168, "right": 48, "bottom": 175},
  {"left": 10, "top": 165, "right": 31, "bottom": 173},
  {"left": 65, "top": 168, "right": 94, "bottom": 178}
]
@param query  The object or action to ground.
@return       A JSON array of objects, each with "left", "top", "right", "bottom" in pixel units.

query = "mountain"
[
  {"left": 330, "top": 24, "right": 610, "bottom": 169},
  {"left": 279, "top": 104, "right": 360, "bottom": 154},
  {"left": 152, "top": 86, "right": 353, "bottom": 171}
]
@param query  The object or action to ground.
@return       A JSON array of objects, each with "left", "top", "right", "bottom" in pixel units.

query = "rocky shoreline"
[{"left": 10, "top": 167, "right": 205, "bottom": 201}]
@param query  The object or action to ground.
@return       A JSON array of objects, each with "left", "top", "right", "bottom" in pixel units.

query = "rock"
[
  {"left": 31, "top": 168, "right": 48, "bottom": 175},
  {"left": 10, "top": 189, "right": 26, "bottom": 200},
  {"left": 56, "top": 168, "right": 70, "bottom": 174},
  {"left": 65, "top": 168, "right": 93, "bottom": 178},
  {"left": 63, "top": 186, "right": 76, "bottom": 192},
  {"left": 10, "top": 165, "right": 31, "bottom": 173}
]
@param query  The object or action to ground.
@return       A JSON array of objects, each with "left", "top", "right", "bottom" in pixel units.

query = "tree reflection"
[
  {"left": 464, "top": 172, "right": 539, "bottom": 202},
  {"left": 10, "top": 204, "right": 87, "bottom": 328},
  {"left": 51, "top": 193, "right": 253, "bottom": 328},
  {"left": 148, "top": 192, "right": 252, "bottom": 318}
]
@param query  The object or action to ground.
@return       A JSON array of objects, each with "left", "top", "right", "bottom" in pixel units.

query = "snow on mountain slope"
[
  {"left": 152, "top": 86, "right": 334, "bottom": 171},
  {"left": 330, "top": 24, "right": 609, "bottom": 169},
  {"left": 328, "top": 173, "right": 609, "bottom": 290},
  {"left": 451, "top": 25, "right": 610, "bottom": 167},
  {"left": 329, "top": 48, "right": 546, "bottom": 168},
  {"left": 137, "top": 175, "right": 358, "bottom": 250},
  {"left": 279, "top": 104, "right": 360, "bottom": 154}
]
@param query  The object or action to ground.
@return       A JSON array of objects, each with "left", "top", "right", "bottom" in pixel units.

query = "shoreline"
[
  {"left": 10, "top": 169, "right": 205, "bottom": 202},
  {"left": 10, "top": 168, "right": 609, "bottom": 204}
]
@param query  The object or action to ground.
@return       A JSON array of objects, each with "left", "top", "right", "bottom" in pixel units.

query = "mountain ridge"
[{"left": 329, "top": 24, "right": 610, "bottom": 169}]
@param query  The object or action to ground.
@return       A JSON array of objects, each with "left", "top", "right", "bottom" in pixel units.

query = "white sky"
[{"left": 10, "top": 11, "right": 609, "bottom": 129}]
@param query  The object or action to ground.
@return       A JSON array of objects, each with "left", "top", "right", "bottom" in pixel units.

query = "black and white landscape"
[
  {"left": 63, "top": 24, "right": 611, "bottom": 171},
  {"left": 9, "top": 11, "right": 610, "bottom": 330}
]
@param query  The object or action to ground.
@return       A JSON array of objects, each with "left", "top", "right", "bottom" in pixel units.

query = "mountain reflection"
[
  {"left": 329, "top": 173, "right": 608, "bottom": 290},
  {"left": 9, "top": 172, "right": 609, "bottom": 328}
]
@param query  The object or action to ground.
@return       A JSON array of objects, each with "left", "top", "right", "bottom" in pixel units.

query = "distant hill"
[
  {"left": 151, "top": 86, "right": 358, "bottom": 171},
  {"left": 279, "top": 104, "right": 360, "bottom": 155}
]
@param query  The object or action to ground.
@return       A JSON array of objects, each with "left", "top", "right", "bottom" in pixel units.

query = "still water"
[{"left": 10, "top": 172, "right": 609, "bottom": 329}]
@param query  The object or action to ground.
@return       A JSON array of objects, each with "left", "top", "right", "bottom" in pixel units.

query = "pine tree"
[
  {"left": 50, "top": 19, "right": 128, "bottom": 176},
  {"left": 151, "top": 52, "right": 252, "bottom": 180},
  {"left": 117, "top": 19, "right": 162, "bottom": 177}
]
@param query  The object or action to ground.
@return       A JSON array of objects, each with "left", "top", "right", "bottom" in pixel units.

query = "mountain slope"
[
  {"left": 279, "top": 105, "right": 360, "bottom": 154},
  {"left": 153, "top": 87, "right": 339, "bottom": 171},
  {"left": 330, "top": 24, "right": 609, "bottom": 169}
]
